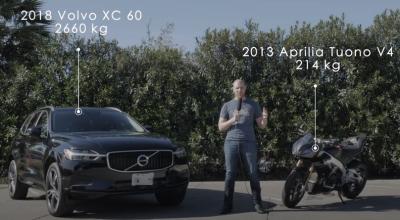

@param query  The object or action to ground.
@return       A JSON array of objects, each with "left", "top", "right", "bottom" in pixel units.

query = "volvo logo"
[
  {"left": 120, "top": 151, "right": 160, "bottom": 171},
  {"left": 137, "top": 154, "right": 149, "bottom": 167}
]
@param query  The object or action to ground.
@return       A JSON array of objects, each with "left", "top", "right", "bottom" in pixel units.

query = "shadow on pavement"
[
  {"left": 274, "top": 195, "right": 400, "bottom": 212},
  {"left": 25, "top": 194, "right": 46, "bottom": 200},
  {"left": 68, "top": 188, "right": 276, "bottom": 219}
]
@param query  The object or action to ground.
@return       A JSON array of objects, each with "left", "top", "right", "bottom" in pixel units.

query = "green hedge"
[{"left": 1, "top": 8, "right": 399, "bottom": 180}]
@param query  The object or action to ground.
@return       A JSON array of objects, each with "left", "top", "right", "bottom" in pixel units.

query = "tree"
[{"left": 0, "top": 0, "right": 50, "bottom": 176}]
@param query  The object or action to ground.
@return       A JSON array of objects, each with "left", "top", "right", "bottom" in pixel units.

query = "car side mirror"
[
  {"left": 28, "top": 126, "right": 42, "bottom": 138},
  {"left": 143, "top": 125, "right": 153, "bottom": 132}
]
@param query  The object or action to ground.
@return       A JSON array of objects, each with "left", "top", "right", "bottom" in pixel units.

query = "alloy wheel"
[
  {"left": 46, "top": 168, "right": 60, "bottom": 212},
  {"left": 289, "top": 177, "right": 304, "bottom": 201},
  {"left": 8, "top": 161, "right": 17, "bottom": 196}
]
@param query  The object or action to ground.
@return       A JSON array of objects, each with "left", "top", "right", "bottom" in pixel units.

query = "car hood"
[{"left": 51, "top": 132, "right": 176, "bottom": 153}]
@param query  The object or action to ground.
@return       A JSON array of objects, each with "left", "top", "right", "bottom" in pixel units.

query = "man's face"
[{"left": 233, "top": 81, "right": 246, "bottom": 98}]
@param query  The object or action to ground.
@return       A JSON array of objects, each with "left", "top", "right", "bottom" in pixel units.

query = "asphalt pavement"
[{"left": 0, "top": 180, "right": 399, "bottom": 220}]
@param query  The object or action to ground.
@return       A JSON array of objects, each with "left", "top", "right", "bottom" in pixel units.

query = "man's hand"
[
  {"left": 262, "top": 107, "right": 268, "bottom": 120},
  {"left": 232, "top": 110, "right": 240, "bottom": 123},
  {"left": 218, "top": 110, "right": 241, "bottom": 132},
  {"left": 256, "top": 107, "right": 268, "bottom": 129}
]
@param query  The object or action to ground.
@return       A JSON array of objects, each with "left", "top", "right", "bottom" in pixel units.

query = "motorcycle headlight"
[{"left": 64, "top": 149, "right": 104, "bottom": 161}]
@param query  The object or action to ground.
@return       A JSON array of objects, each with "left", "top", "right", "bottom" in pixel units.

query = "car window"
[
  {"left": 52, "top": 109, "right": 145, "bottom": 133},
  {"left": 27, "top": 111, "right": 41, "bottom": 130},
  {"left": 36, "top": 111, "right": 49, "bottom": 137},
  {"left": 20, "top": 113, "right": 34, "bottom": 134}
]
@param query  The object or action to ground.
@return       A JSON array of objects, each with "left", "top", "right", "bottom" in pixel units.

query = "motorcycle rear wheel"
[{"left": 342, "top": 163, "right": 367, "bottom": 199}]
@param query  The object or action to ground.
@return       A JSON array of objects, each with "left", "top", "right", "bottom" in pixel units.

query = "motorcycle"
[{"left": 282, "top": 129, "right": 368, "bottom": 208}]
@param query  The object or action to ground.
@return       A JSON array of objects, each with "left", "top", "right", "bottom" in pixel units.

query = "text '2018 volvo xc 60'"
[{"left": 7, "top": 107, "right": 190, "bottom": 216}]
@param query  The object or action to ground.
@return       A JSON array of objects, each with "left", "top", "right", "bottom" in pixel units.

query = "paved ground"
[{"left": 0, "top": 180, "right": 399, "bottom": 220}]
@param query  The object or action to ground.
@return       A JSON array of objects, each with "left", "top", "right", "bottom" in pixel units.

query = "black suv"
[{"left": 7, "top": 107, "right": 189, "bottom": 216}]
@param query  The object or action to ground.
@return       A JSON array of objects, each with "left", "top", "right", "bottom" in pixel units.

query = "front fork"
[
  {"left": 296, "top": 159, "right": 304, "bottom": 168},
  {"left": 295, "top": 159, "right": 317, "bottom": 193},
  {"left": 295, "top": 159, "right": 313, "bottom": 173}
]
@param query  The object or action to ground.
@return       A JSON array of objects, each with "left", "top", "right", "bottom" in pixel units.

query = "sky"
[{"left": 42, "top": 0, "right": 400, "bottom": 51}]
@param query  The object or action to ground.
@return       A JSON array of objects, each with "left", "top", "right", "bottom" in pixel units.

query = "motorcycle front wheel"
[{"left": 282, "top": 168, "right": 307, "bottom": 208}]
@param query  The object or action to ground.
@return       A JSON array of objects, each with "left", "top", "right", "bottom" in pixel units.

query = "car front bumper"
[{"left": 59, "top": 159, "right": 189, "bottom": 199}]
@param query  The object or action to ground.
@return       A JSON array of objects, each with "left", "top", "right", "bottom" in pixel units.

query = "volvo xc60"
[{"left": 7, "top": 107, "right": 189, "bottom": 216}]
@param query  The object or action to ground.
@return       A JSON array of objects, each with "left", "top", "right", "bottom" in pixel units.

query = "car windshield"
[{"left": 52, "top": 109, "right": 145, "bottom": 133}]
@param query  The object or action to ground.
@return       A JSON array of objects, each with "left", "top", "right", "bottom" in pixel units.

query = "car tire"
[
  {"left": 8, "top": 160, "right": 29, "bottom": 199},
  {"left": 155, "top": 185, "right": 187, "bottom": 206},
  {"left": 45, "top": 162, "right": 73, "bottom": 217}
]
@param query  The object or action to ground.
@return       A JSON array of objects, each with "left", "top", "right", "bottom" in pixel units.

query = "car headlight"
[
  {"left": 173, "top": 147, "right": 187, "bottom": 158},
  {"left": 64, "top": 149, "right": 104, "bottom": 161}
]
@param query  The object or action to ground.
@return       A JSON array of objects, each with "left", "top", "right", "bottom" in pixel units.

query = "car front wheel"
[
  {"left": 46, "top": 162, "right": 73, "bottom": 217},
  {"left": 8, "top": 160, "right": 29, "bottom": 199}
]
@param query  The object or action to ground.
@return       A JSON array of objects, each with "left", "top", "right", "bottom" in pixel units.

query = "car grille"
[{"left": 107, "top": 150, "right": 173, "bottom": 172}]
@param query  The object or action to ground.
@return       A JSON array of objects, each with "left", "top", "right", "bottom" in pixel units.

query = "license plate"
[{"left": 132, "top": 173, "right": 154, "bottom": 186}]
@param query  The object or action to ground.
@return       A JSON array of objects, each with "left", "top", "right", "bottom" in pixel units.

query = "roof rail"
[
  {"left": 38, "top": 106, "right": 55, "bottom": 111},
  {"left": 105, "top": 107, "right": 122, "bottom": 112}
]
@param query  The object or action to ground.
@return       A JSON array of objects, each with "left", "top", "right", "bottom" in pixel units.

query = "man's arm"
[
  {"left": 256, "top": 107, "right": 268, "bottom": 129},
  {"left": 218, "top": 110, "right": 239, "bottom": 132}
]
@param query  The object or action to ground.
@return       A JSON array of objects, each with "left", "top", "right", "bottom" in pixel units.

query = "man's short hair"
[{"left": 232, "top": 79, "right": 247, "bottom": 88}]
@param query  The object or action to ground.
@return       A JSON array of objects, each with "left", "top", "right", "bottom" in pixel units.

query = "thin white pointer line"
[
  {"left": 314, "top": 85, "right": 317, "bottom": 144},
  {"left": 77, "top": 49, "right": 80, "bottom": 109}
]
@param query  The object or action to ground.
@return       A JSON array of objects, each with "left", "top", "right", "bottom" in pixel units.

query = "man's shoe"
[
  {"left": 219, "top": 205, "right": 232, "bottom": 215},
  {"left": 254, "top": 203, "right": 267, "bottom": 214}
]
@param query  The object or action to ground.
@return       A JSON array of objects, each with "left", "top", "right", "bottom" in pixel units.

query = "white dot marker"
[
  {"left": 313, "top": 84, "right": 317, "bottom": 88},
  {"left": 76, "top": 47, "right": 80, "bottom": 52},
  {"left": 75, "top": 108, "right": 82, "bottom": 116},
  {"left": 312, "top": 144, "right": 319, "bottom": 152}
]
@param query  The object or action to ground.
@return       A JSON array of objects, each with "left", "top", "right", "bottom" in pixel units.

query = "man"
[{"left": 218, "top": 79, "right": 268, "bottom": 214}]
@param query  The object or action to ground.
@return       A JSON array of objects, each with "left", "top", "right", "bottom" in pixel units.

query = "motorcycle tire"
[
  {"left": 342, "top": 162, "right": 367, "bottom": 199},
  {"left": 282, "top": 168, "right": 307, "bottom": 208}
]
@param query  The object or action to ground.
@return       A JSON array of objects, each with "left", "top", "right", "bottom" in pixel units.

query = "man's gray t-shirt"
[{"left": 220, "top": 98, "right": 262, "bottom": 142}]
